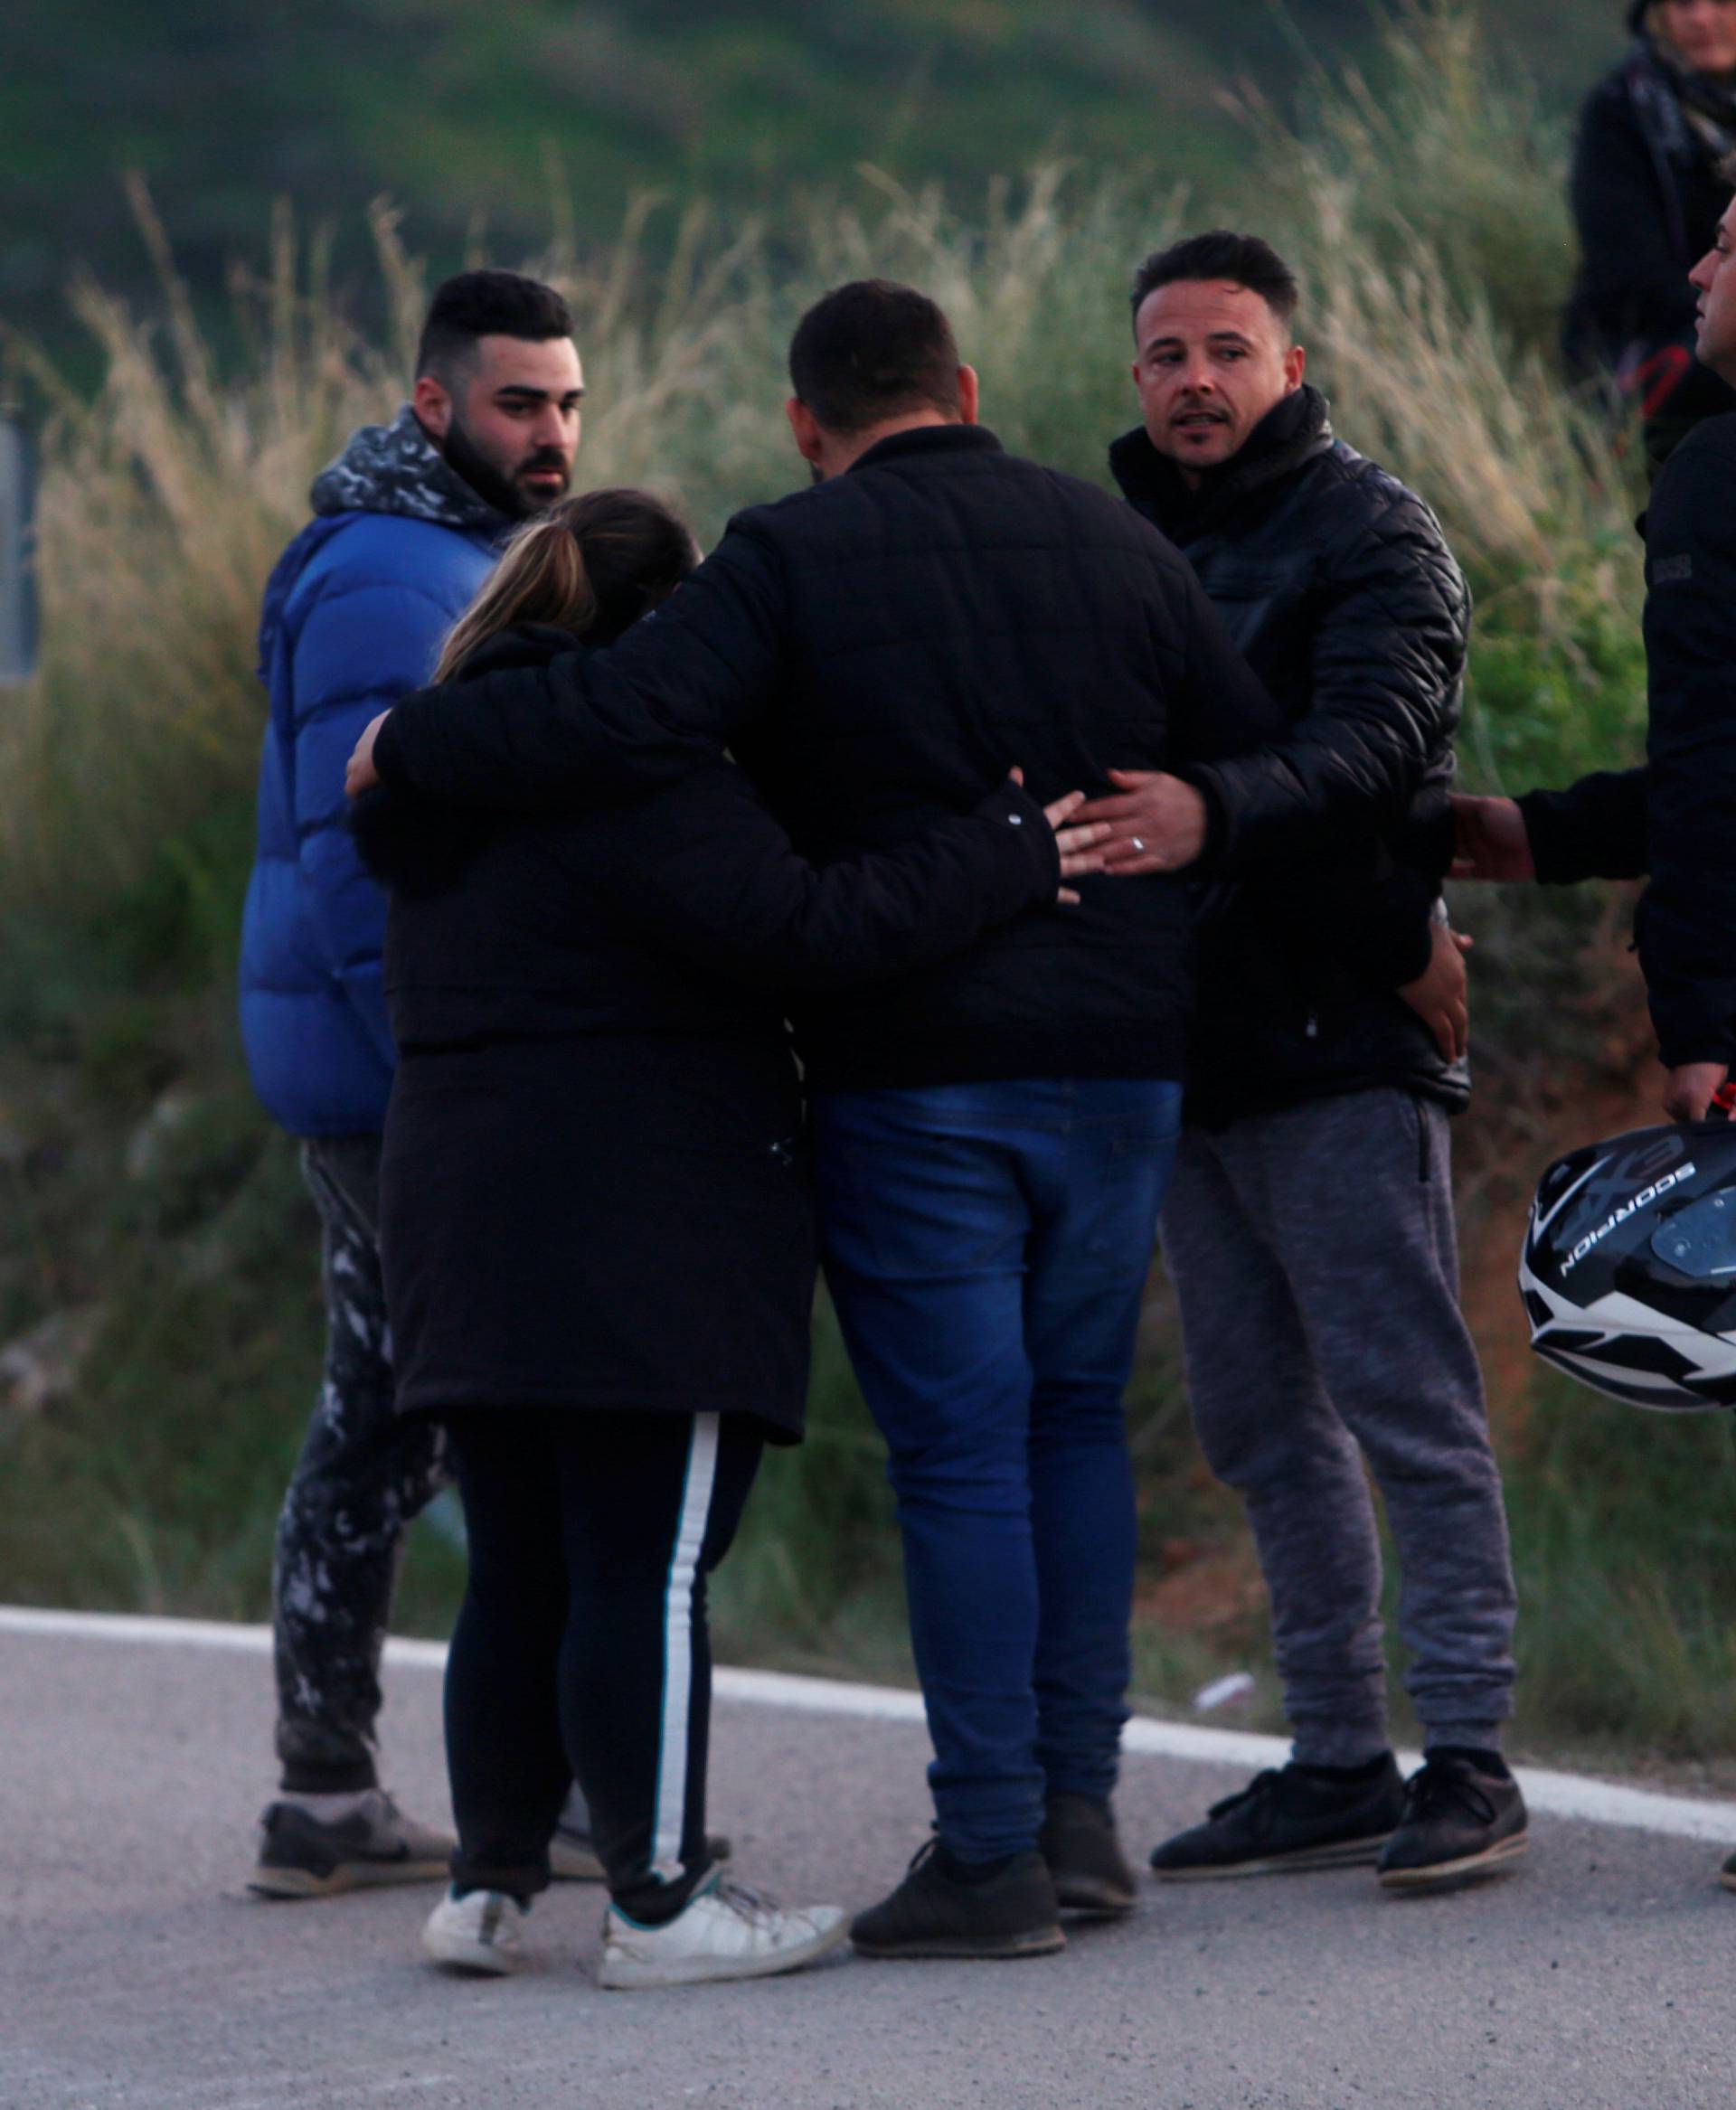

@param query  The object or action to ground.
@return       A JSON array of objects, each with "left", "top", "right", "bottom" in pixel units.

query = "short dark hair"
[
  {"left": 788, "top": 279, "right": 962, "bottom": 435},
  {"left": 416, "top": 269, "right": 575, "bottom": 384},
  {"left": 1128, "top": 231, "right": 1300, "bottom": 337}
]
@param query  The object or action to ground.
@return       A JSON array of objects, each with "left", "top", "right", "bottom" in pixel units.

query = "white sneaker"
[
  {"left": 598, "top": 1875, "right": 849, "bottom": 1990},
  {"left": 421, "top": 1887, "right": 525, "bottom": 1976}
]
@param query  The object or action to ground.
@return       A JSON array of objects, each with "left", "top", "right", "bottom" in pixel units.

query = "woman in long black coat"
[
  {"left": 354, "top": 487, "right": 1098, "bottom": 1989},
  {"left": 1564, "top": 0, "right": 1736, "bottom": 466}
]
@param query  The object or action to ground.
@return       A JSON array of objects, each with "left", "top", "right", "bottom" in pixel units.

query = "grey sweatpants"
[{"left": 1160, "top": 1088, "right": 1516, "bottom": 1766}]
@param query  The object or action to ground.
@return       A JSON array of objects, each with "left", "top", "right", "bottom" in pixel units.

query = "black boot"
[
  {"left": 1039, "top": 1794, "right": 1137, "bottom": 1916},
  {"left": 851, "top": 1840, "right": 1065, "bottom": 1959}
]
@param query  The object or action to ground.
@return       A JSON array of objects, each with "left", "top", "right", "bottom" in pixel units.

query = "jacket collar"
[
  {"left": 1109, "top": 385, "right": 1335, "bottom": 540},
  {"left": 849, "top": 423, "right": 1005, "bottom": 474}
]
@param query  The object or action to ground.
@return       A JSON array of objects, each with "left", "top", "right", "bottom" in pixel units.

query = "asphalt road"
[{"left": 4, "top": 1620, "right": 1734, "bottom": 2110}]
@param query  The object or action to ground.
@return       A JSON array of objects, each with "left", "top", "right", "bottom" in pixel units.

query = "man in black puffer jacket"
[
  {"left": 1087, "top": 232, "right": 1524, "bottom": 1894},
  {"left": 348, "top": 279, "right": 1290, "bottom": 1960}
]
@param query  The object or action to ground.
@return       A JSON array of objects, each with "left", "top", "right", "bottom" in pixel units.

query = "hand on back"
[
  {"left": 1071, "top": 771, "right": 1211, "bottom": 875},
  {"left": 1007, "top": 769, "right": 1111, "bottom": 905},
  {"left": 1398, "top": 922, "right": 1474, "bottom": 1065},
  {"left": 1449, "top": 795, "right": 1533, "bottom": 882}
]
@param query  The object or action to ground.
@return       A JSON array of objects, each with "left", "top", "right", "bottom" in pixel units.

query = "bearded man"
[{"left": 241, "top": 269, "right": 583, "bottom": 1898}]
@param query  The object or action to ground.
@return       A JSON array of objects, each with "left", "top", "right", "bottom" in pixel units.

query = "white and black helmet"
[{"left": 1519, "top": 1121, "right": 1736, "bottom": 1412}]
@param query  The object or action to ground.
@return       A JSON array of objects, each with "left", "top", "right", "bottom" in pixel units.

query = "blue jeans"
[{"left": 812, "top": 1077, "right": 1182, "bottom": 1862}]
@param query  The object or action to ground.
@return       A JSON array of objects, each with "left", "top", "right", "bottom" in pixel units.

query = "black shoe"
[
  {"left": 1039, "top": 1794, "right": 1137, "bottom": 1917},
  {"left": 1149, "top": 1756, "right": 1405, "bottom": 1881},
  {"left": 1376, "top": 1750, "right": 1528, "bottom": 1891},
  {"left": 851, "top": 1841, "right": 1066, "bottom": 1959},
  {"left": 1720, "top": 1849, "right": 1736, "bottom": 1895}
]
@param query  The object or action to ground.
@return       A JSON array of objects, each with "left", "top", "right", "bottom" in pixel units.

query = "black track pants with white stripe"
[{"left": 441, "top": 1408, "right": 763, "bottom": 1919}]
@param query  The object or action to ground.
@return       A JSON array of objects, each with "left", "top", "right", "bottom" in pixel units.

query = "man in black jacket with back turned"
[
  {"left": 1455, "top": 180, "right": 1736, "bottom": 1896},
  {"left": 1084, "top": 232, "right": 1524, "bottom": 1893},
  {"left": 349, "top": 279, "right": 1288, "bottom": 1960}
]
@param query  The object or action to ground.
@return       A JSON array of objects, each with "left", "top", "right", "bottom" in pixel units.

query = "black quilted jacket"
[
  {"left": 374, "top": 424, "right": 1286, "bottom": 1090},
  {"left": 1110, "top": 387, "right": 1471, "bottom": 1123}
]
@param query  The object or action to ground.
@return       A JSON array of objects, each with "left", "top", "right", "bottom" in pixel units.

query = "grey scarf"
[{"left": 309, "top": 404, "right": 510, "bottom": 536}]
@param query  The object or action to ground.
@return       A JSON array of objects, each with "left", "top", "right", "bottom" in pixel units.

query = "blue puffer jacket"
[{"left": 240, "top": 407, "right": 505, "bottom": 1135}]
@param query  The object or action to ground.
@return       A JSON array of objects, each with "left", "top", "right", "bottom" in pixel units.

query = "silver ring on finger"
[{"left": 1131, "top": 836, "right": 1146, "bottom": 852}]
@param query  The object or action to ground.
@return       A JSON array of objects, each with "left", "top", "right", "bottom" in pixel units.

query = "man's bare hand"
[
  {"left": 346, "top": 711, "right": 389, "bottom": 798},
  {"left": 1073, "top": 770, "right": 1210, "bottom": 876},
  {"left": 1398, "top": 923, "right": 1474, "bottom": 1064},
  {"left": 1664, "top": 1061, "right": 1730, "bottom": 1125},
  {"left": 1450, "top": 794, "right": 1534, "bottom": 881}
]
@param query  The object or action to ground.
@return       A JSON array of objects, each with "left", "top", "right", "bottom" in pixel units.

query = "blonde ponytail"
[{"left": 433, "top": 503, "right": 598, "bottom": 683}]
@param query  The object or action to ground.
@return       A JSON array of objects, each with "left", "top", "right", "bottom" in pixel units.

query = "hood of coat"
[
  {"left": 452, "top": 622, "right": 590, "bottom": 684},
  {"left": 310, "top": 404, "right": 513, "bottom": 537},
  {"left": 1109, "top": 383, "right": 1335, "bottom": 542}
]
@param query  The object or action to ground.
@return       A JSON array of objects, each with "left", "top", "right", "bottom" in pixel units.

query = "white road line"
[{"left": 5, "top": 1602, "right": 1734, "bottom": 1848}]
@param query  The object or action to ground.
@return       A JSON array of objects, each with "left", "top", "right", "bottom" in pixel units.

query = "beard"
[{"left": 442, "top": 413, "right": 571, "bottom": 521}]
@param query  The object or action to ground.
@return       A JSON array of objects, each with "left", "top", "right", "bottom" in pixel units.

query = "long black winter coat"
[
  {"left": 1519, "top": 412, "right": 1736, "bottom": 1069},
  {"left": 1109, "top": 387, "right": 1471, "bottom": 1125},
  {"left": 374, "top": 424, "right": 1286, "bottom": 1092},
  {"left": 1563, "top": 35, "right": 1736, "bottom": 428},
  {"left": 359, "top": 625, "right": 1061, "bottom": 1441}
]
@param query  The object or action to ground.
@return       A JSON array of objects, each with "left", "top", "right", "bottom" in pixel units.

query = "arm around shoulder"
[
  {"left": 1181, "top": 495, "right": 1467, "bottom": 870},
  {"left": 375, "top": 526, "right": 791, "bottom": 811},
  {"left": 595, "top": 773, "right": 1063, "bottom": 992}
]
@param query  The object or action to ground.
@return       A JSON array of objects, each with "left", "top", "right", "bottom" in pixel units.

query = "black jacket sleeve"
[
  {"left": 1630, "top": 420, "right": 1736, "bottom": 1066},
  {"left": 583, "top": 770, "right": 1062, "bottom": 991},
  {"left": 373, "top": 525, "right": 788, "bottom": 811},
  {"left": 1517, "top": 768, "right": 1649, "bottom": 884},
  {"left": 1179, "top": 493, "right": 1467, "bottom": 871}
]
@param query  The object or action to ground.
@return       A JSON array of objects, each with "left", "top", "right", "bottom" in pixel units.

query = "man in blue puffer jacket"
[{"left": 241, "top": 269, "right": 583, "bottom": 1898}]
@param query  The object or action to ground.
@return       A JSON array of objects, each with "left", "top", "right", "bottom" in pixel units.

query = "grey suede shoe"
[{"left": 250, "top": 1789, "right": 454, "bottom": 1898}]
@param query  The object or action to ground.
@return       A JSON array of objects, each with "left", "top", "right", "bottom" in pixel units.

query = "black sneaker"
[
  {"left": 851, "top": 1841, "right": 1066, "bottom": 1959},
  {"left": 1376, "top": 1750, "right": 1528, "bottom": 1891},
  {"left": 1149, "top": 1757, "right": 1405, "bottom": 1880},
  {"left": 249, "top": 1789, "right": 454, "bottom": 1899},
  {"left": 1039, "top": 1794, "right": 1137, "bottom": 1916}
]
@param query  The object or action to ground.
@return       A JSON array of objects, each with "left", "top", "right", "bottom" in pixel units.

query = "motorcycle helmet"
[{"left": 1519, "top": 1119, "right": 1736, "bottom": 1411}]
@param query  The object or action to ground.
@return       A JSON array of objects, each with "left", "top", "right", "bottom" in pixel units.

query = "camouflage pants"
[{"left": 272, "top": 1135, "right": 448, "bottom": 1793}]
